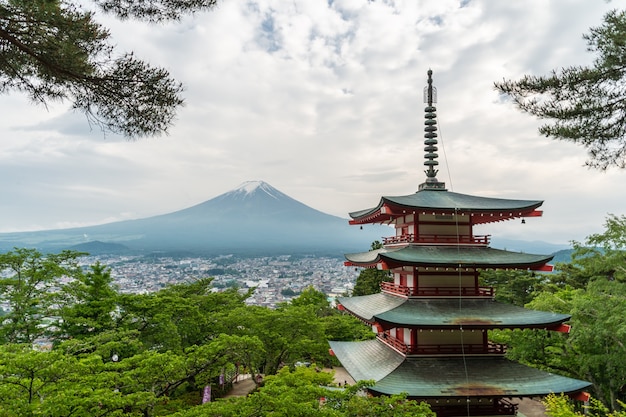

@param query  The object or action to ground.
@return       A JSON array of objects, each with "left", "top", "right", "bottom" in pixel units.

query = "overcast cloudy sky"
[{"left": 1, "top": 0, "right": 625, "bottom": 247}]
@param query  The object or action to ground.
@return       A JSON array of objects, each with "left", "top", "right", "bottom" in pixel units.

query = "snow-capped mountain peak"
[
  {"left": 232, "top": 180, "right": 280, "bottom": 200},
  {"left": 0, "top": 180, "right": 391, "bottom": 255}
]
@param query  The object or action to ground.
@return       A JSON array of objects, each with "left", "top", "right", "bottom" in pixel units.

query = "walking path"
[
  {"left": 224, "top": 367, "right": 354, "bottom": 398},
  {"left": 223, "top": 374, "right": 257, "bottom": 398}
]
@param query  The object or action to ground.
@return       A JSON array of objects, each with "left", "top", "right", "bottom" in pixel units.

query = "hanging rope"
[{"left": 438, "top": 106, "right": 471, "bottom": 417}]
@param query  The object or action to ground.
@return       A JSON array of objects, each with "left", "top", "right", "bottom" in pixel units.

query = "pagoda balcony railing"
[
  {"left": 382, "top": 234, "right": 490, "bottom": 246},
  {"left": 377, "top": 334, "right": 506, "bottom": 356},
  {"left": 377, "top": 333, "right": 409, "bottom": 354},
  {"left": 380, "top": 282, "right": 494, "bottom": 298},
  {"left": 434, "top": 400, "right": 517, "bottom": 417},
  {"left": 408, "top": 341, "right": 506, "bottom": 355}
]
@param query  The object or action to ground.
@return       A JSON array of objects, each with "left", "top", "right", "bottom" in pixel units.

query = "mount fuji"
[{"left": 0, "top": 181, "right": 390, "bottom": 256}]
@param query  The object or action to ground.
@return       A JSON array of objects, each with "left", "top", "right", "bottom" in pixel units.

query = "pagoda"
[{"left": 329, "top": 70, "right": 591, "bottom": 416}]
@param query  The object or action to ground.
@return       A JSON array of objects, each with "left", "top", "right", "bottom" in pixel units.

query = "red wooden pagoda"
[{"left": 329, "top": 70, "right": 590, "bottom": 416}]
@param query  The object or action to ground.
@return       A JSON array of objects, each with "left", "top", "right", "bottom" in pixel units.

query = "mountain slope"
[{"left": 0, "top": 181, "right": 390, "bottom": 255}]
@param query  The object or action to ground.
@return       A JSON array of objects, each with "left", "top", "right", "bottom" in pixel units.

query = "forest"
[{"left": 0, "top": 215, "right": 625, "bottom": 416}]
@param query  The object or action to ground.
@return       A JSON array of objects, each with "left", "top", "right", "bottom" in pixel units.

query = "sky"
[{"left": 1, "top": 0, "right": 625, "bottom": 247}]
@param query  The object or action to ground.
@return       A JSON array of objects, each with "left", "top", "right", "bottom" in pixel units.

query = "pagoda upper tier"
[{"left": 349, "top": 189, "right": 543, "bottom": 226}]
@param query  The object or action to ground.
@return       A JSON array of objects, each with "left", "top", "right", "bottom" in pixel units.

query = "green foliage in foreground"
[
  {"left": 352, "top": 268, "right": 392, "bottom": 296},
  {"left": 0, "top": 248, "right": 84, "bottom": 344},
  {"left": 0, "top": 249, "right": 376, "bottom": 415},
  {"left": 489, "top": 215, "right": 626, "bottom": 411},
  {"left": 171, "top": 366, "right": 435, "bottom": 417},
  {"left": 544, "top": 394, "right": 626, "bottom": 417}
]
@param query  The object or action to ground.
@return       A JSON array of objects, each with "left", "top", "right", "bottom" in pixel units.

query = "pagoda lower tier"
[
  {"left": 337, "top": 293, "right": 571, "bottom": 331},
  {"left": 329, "top": 339, "right": 591, "bottom": 410}
]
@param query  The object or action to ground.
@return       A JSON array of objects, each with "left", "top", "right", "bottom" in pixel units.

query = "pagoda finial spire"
[{"left": 419, "top": 69, "right": 446, "bottom": 191}]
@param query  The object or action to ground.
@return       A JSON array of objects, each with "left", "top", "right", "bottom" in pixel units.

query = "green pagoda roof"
[
  {"left": 349, "top": 189, "right": 543, "bottom": 224},
  {"left": 329, "top": 339, "right": 591, "bottom": 399},
  {"left": 344, "top": 246, "right": 553, "bottom": 270},
  {"left": 337, "top": 293, "right": 570, "bottom": 329}
]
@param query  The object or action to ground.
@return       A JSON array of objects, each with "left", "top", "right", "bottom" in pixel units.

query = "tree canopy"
[
  {"left": 543, "top": 394, "right": 626, "bottom": 417},
  {"left": 0, "top": 248, "right": 84, "bottom": 344},
  {"left": 495, "top": 9, "right": 626, "bottom": 169},
  {"left": 0, "top": 0, "right": 218, "bottom": 137},
  {"left": 171, "top": 366, "right": 435, "bottom": 417},
  {"left": 352, "top": 268, "right": 391, "bottom": 296},
  {"left": 0, "top": 249, "right": 384, "bottom": 415},
  {"left": 489, "top": 215, "right": 626, "bottom": 411}
]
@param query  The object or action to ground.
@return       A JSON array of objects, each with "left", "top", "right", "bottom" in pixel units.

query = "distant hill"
[
  {"left": 0, "top": 181, "right": 391, "bottom": 256},
  {"left": 489, "top": 237, "right": 571, "bottom": 255},
  {"left": 549, "top": 249, "right": 576, "bottom": 265},
  {"left": 68, "top": 240, "right": 130, "bottom": 255},
  {"left": 0, "top": 181, "right": 574, "bottom": 258}
]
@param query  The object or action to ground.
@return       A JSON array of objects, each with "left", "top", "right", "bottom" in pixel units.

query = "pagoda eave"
[
  {"left": 337, "top": 294, "right": 571, "bottom": 329},
  {"left": 345, "top": 246, "right": 554, "bottom": 271},
  {"left": 470, "top": 209, "right": 543, "bottom": 225},
  {"left": 348, "top": 191, "right": 544, "bottom": 225},
  {"left": 345, "top": 260, "right": 552, "bottom": 271},
  {"left": 329, "top": 339, "right": 591, "bottom": 400},
  {"left": 348, "top": 213, "right": 394, "bottom": 225},
  {"left": 379, "top": 259, "right": 552, "bottom": 271},
  {"left": 374, "top": 319, "right": 571, "bottom": 332},
  {"left": 349, "top": 207, "right": 543, "bottom": 226}
]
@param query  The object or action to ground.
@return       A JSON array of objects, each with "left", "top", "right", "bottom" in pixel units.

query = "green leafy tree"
[
  {"left": 289, "top": 286, "right": 333, "bottom": 316},
  {"left": 352, "top": 268, "right": 391, "bottom": 296},
  {"left": 56, "top": 261, "right": 119, "bottom": 340},
  {"left": 0, "top": 344, "right": 75, "bottom": 415},
  {"left": 497, "top": 278, "right": 626, "bottom": 410},
  {"left": 479, "top": 269, "right": 544, "bottom": 306},
  {"left": 171, "top": 365, "right": 434, "bottom": 417},
  {"left": 287, "top": 286, "right": 375, "bottom": 356},
  {"left": 370, "top": 240, "right": 383, "bottom": 250},
  {"left": 544, "top": 393, "right": 626, "bottom": 417},
  {"left": 0, "top": 0, "right": 219, "bottom": 137},
  {"left": 0, "top": 335, "right": 263, "bottom": 417},
  {"left": 490, "top": 217, "right": 626, "bottom": 410},
  {"left": 578, "top": 214, "right": 626, "bottom": 282},
  {"left": 566, "top": 280, "right": 626, "bottom": 410},
  {"left": 227, "top": 304, "right": 329, "bottom": 376},
  {"left": 543, "top": 394, "right": 582, "bottom": 417},
  {"left": 0, "top": 343, "right": 156, "bottom": 416},
  {"left": 116, "top": 278, "right": 250, "bottom": 352},
  {"left": 59, "top": 328, "right": 145, "bottom": 361},
  {"left": 0, "top": 255, "right": 270, "bottom": 415},
  {"left": 321, "top": 313, "right": 375, "bottom": 344},
  {"left": 550, "top": 214, "right": 626, "bottom": 289},
  {"left": 492, "top": 288, "right": 578, "bottom": 375},
  {"left": 338, "top": 390, "right": 435, "bottom": 417},
  {"left": 218, "top": 365, "right": 336, "bottom": 417},
  {"left": 588, "top": 214, "right": 626, "bottom": 249},
  {"left": 495, "top": 9, "right": 626, "bottom": 169},
  {"left": 0, "top": 248, "right": 84, "bottom": 344},
  {"left": 171, "top": 365, "right": 337, "bottom": 417}
]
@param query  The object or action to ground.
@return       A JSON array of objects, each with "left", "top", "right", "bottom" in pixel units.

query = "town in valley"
[{"left": 77, "top": 254, "right": 359, "bottom": 308}]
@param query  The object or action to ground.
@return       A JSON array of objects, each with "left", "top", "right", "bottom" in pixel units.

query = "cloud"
[
  {"left": 15, "top": 111, "right": 126, "bottom": 140},
  {"left": 0, "top": 0, "right": 624, "bottom": 245}
]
